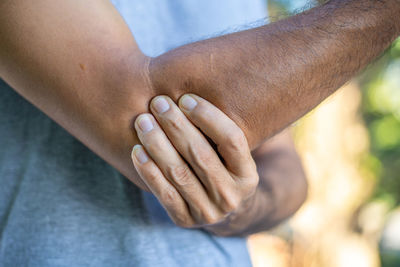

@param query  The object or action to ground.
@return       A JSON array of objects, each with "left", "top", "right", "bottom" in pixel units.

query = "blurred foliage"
[
  {"left": 267, "top": 0, "right": 311, "bottom": 19},
  {"left": 360, "top": 38, "right": 400, "bottom": 207},
  {"left": 380, "top": 250, "right": 400, "bottom": 267},
  {"left": 255, "top": 1, "right": 400, "bottom": 266},
  {"left": 269, "top": 0, "right": 400, "bottom": 207}
]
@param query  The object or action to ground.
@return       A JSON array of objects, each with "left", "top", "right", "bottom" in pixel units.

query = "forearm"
[
  {"left": 149, "top": 0, "right": 400, "bottom": 148},
  {"left": 0, "top": 0, "right": 154, "bottom": 189}
]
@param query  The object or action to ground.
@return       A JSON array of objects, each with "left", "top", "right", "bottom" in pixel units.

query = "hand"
[{"left": 131, "top": 94, "right": 259, "bottom": 229}]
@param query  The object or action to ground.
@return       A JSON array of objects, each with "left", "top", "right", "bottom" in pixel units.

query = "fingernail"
[
  {"left": 180, "top": 95, "right": 197, "bottom": 111},
  {"left": 132, "top": 145, "right": 149, "bottom": 164},
  {"left": 152, "top": 97, "right": 170, "bottom": 114},
  {"left": 137, "top": 115, "right": 154, "bottom": 133}
]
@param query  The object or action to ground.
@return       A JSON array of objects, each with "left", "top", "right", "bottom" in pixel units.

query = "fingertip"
[
  {"left": 135, "top": 113, "right": 150, "bottom": 126},
  {"left": 131, "top": 144, "right": 149, "bottom": 164},
  {"left": 151, "top": 95, "right": 171, "bottom": 114},
  {"left": 179, "top": 94, "right": 198, "bottom": 112},
  {"left": 135, "top": 113, "right": 155, "bottom": 133}
]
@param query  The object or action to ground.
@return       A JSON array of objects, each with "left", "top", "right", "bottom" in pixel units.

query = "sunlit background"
[{"left": 247, "top": 1, "right": 400, "bottom": 266}]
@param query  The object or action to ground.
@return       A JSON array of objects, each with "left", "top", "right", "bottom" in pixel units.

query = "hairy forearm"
[{"left": 149, "top": 0, "right": 400, "bottom": 148}]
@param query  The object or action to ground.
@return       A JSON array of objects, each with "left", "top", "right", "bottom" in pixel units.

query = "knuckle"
[
  {"left": 224, "top": 128, "right": 247, "bottom": 153},
  {"left": 173, "top": 214, "right": 194, "bottom": 228},
  {"left": 189, "top": 144, "right": 215, "bottom": 172},
  {"left": 160, "top": 191, "right": 195, "bottom": 228},
  {"left": 160, "top": 189, "right": 179, "bottom": 207},
  {"left": 202, "top": 209, "right": 222, "bottom": 225},
  {"left": 248, "top": 175, "right": 260, "bottom": 189},
  {"left": 166, "top": 114, "right": 185, "bottom": 132},
  {"left": 166, "top": 165, "right": 193, "bottom": 187},
  {"left": 221, "top": 194, "right": 240, "bottom": 213},
  {"left": 142, "top": 170, "right": 159, "bottom": 184},
  {"left": 241, "top": 174, "right": 260, "bottom": 194}
]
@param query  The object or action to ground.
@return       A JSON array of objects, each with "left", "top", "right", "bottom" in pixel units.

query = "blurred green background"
[
  {"left": 248, "top": 1, "right": 400, "bottom": 266},
  {"left": 269, "top": 0, "right": 400, "bottom": 226},
  {"left": 360, "top": 39, "right": 400, "bottom": 208},
  {"left": 268, "top": 0, "right": 400, "bottom": 207},
  {"left": 360, "top": 34, "right": 400, "bottom": 267}
]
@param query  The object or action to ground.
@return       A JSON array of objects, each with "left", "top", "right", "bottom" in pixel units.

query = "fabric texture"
[{"left": 0, "top": 1, "right": 267, "bottom": 266}]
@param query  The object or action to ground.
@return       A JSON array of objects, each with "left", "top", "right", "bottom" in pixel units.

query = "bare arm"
[
  {"left": 130, "top": 94, "right": 307, "bottom": 236},
  {"left": 149, "top": 0, "right": 400, "bottom": 148},
  {"left": 0, "top": 0, "right": 152, "bottom": 188},
  {"left": 1, "top": 0, "right": 398, "bottom": 192}
]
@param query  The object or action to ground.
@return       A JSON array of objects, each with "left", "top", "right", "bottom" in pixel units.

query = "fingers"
[
  {"left": 132, "top": 95, "right": 259, "bottom": 229},
  {"left": 149, "top": 96, "right": 236, "bottom": 202},
  {"left": 178, "top": 94, "right": 256, "bottom": 179},
  {"left": 131, "top": 145, "right": 194, "bottom": 227},
  {"left": 134, "top": 114, "right": 221, "bottom": 224}
]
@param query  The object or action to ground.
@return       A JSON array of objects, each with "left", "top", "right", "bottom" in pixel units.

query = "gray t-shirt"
[{"left": 0, "top": 1, "right": 267, "bottom": 266}]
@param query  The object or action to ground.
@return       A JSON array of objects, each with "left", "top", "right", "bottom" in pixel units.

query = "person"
[
  {"left": 0, "top": 1, "right": 306, "bottom": 266},
  {"left": 0, "top": 0, "right": 398, "bottom": 266}
]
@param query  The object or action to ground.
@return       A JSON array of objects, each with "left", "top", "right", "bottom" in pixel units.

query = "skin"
[
  {"left": 150, "top": 0, "right": 400, "bottom": 147},
  {"left": 0, "top": 0, "right": 399, "bottom": 235},
  {"left": 132, "top": 95, "right": 306, "bottom": 236}
]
